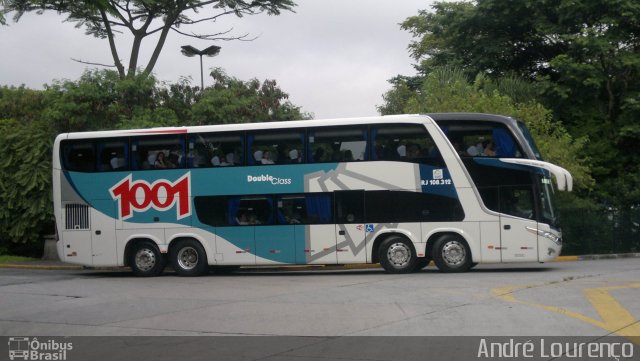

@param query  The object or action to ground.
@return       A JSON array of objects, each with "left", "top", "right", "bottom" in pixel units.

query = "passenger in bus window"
[
  {"left": 110, "top": 152, "right": 126, "bottom": 170},
  {"left": 313, "top": 147, "right": 325, "bottom": 162},
  {"left": 261, "top": 150, "right": 275, "bottom": 164},
  {"left": 408, "top": 144, "right": 422, "bottom": 159},
  {"left": 211, "top": 154, "right": 221, "bottom": 166},
  {"left": 155, "top": 152, "right": 168, "bottom": 168},
  {"left": 397, "top": 144, "right": 407, "bottom": 158},
  {"left": 168, "top": 152, "right": 180, "bottom": 168},
  {"left": 466, "top": 144, "right": 481, "bottom": 157},
  {"left": 483, "top": 141, "right": 496, "bottom": 157},
  {"left": 225, "top": 153, "right": 235, "bottom": 166},
  {"left": 287, "top": 149, "right": 300, "bottom": 163},
  {"left": 248, "top": 213, "right": 261, "bottom": 225},
  {"left": 254, "top": 150, "right": 263, "bottom": 164},
  {"left": 236, "top": 211, "right": 249, "bottom": 225}
]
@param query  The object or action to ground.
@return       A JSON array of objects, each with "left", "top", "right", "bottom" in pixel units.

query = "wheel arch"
[
  {"left": 370, "top": 230, "right": 418, "bottom": 264},
  {"left": 167, "top": 233, "right": 211, "bottom": 260},
  {"left": 424, "top": 230, "right": 473, "bottom": 262},
  {"left": 123, "top": 236, "right": 162, "bottom": 267}
]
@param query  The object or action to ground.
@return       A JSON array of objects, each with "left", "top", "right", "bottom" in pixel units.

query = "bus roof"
[
  {"left": 426, "top": 112, "right": 522, "bottom": 127},
  {"left": 56, "top": 114, "right": 432, "bottom": 141}
]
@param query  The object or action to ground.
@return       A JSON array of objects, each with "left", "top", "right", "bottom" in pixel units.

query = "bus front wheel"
[
  {"left": 170, "top": 239, "right": 208, "bottom": 277},
  {"left": 379, "top": 236, "right": 417, "bottom": 274},
  {"left": 432, "top": 235, "right": 472, "bottom": 273},
  {"left": 129, "top": 241, "right": 165, "bottom": 277}
]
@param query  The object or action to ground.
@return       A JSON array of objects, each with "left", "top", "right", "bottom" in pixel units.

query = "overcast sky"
[{"left": 0, "top": 1, "right": 436, "bottom": 119}]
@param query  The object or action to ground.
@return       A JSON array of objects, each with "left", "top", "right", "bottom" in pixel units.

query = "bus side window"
[
  {"left": 371, "top": 124, "right": 442, "bottom": 165},
  {"left": 334, "top": 191, "right": 364, "bottom": 223},
  {"left": 188, "top": 132, "right": 244, "bottom": 168},
  {"left": 229, "top": 197, "right": 273, "bottom": 225},
  {"left": 274, "top": 193, "right": 333, "bottom": 225},
  {"left": 247, "top": 130, "right": 304, "bottom": 165},
  {"left": 193, "top": 196, "right": 227, "bottom": 227},
  {"left": 62, "top": 141, "right": 96, "bottom": 172},
  {"left": 308, "top": 127, "right": 367, "bottom": 163},
  {"left": 131, "top": 135, "right": 185, "bottom": 170},
  {"left": 96, "top": 138, "right": 128, "bottom": 171}
]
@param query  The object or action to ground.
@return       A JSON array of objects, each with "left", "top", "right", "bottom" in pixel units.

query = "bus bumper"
[{"left": 536, "top": 226, "right": 563, "bottom": 262}]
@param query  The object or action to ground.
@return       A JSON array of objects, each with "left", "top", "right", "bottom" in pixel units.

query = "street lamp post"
[{"left": 180, "top": 45, "right": 221, "bottom": 90}]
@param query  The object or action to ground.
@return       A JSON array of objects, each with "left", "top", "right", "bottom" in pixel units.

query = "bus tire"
[
  {"left": 170, "top": 239, "right": 208, "bottom": 277},
  {"left": 432, "top": 235, "right": 472, "bottom": 273},
  {"left": 379, "top": 235, "right": 417, "bottom": 274},
  {"left": 129, "top": 241, "right": 165, "bottom": 277}
]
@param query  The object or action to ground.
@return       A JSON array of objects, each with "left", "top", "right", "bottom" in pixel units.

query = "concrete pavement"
[{"left": 0, "top": 253, "right": 638, "bottom": 271}]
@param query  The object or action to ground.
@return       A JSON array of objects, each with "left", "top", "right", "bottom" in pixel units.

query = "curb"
[
  {"left": 0, "top": 263, "right": 83, "bottom": 270},
  {"left": 0, "top": 253, "right": 638, "bottom": 272},
  {"left": 563, "top": 253, "right": 640, "bottom": 261}
]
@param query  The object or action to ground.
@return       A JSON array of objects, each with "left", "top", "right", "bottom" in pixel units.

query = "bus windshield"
[
  {"left": 517, "top": 121, "right": 543, "bottom": 161},
  {"left": 539, "top": 174, "right": 558, "bottom": 227}
]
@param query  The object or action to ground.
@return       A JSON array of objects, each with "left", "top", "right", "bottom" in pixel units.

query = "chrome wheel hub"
[
  {"left": 387, "top": 242, "right": 411, "bottom": 267},
  {"left": 442, "top": 241, "right": 466, "bottom": 266},
  {"left": 177, "top": 247, "right": 199, "bottom": 270},
  {"left": 135, "top": 248, "right": 156, "bottom": 271}
]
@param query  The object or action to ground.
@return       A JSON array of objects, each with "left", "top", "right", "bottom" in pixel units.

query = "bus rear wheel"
[
  {"left": 170, "top": 239, "right": 208, "bottom": 277},
  {"left": 129, "top": 241, "right": 165, "bottom": 277},
  {"left": 379, "top": 236, "right": 417, "bottom": 274},
  {"left": 432, "top": 235, "right": 472, "bottom": 273}
]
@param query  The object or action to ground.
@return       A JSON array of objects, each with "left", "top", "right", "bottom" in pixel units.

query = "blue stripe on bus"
[
  {"left": 63, "top": 162, "right": 462, "bottom": 263},
  {"left": 418, "top": 164, "right": 459, "bottom": 199},
  {"left": 473, "top": 158, "right": 548, "bottom": 176}
]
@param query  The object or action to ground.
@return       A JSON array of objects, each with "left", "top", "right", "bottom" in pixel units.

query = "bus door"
[
  {"left": 498, "top": 186, "right": 538, "bottom": 262},
  {"left": 282, "top": 193, "right": 336, "bottom": 265},
  {"left": 90, "top": 199, "right": 118, "bottom": 266},
  {"left": 305, "top": 224, "right": 337, "bottom": 265},
  {"left": 334, "top": 191, "right": 367, "bottom": 264}
]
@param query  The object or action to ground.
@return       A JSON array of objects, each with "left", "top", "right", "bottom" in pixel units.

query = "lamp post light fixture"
[{"left": 180, "top": 45, "right": 221, "bottom": 91}]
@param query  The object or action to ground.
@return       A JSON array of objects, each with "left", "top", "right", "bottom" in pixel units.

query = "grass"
[{"left": 0, "top": 255, "right": 37, "bottom": 263}]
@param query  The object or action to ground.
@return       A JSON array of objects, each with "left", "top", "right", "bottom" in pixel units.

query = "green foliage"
[
  {"left": 191, "top": 68, "right": 310, "bottom": 125},
  {"left": 0, "top": 119, "right": 54, "bottom": 246},
  {"left": 0, "top": 255, "right": 37, "bottom": 262},
  {"left": 41, "top": 70, "right": 157, "bottom": 130}
]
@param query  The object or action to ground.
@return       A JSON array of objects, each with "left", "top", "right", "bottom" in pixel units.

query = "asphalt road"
[{"left": 0, "top": 259, "right": 638, "bottom": 337}]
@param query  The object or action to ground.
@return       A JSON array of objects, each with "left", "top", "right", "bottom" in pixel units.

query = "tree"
[
  {"left": 190, "top": 68, "right": 310, "bottom": 124},
  {"left": 1, "top": 0, "right": 296, "bottom": 78},
  {"left": 0, "top": 87, "right": 52, "bottom": 254}
]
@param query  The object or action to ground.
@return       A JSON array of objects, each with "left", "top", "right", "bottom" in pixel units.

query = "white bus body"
[{"left": 52, "top": 114, "right": 571, "bottom": 276}]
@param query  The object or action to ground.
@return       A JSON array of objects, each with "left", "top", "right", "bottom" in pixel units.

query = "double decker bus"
[{"left": 53, "top": 114, "right": 572, "bottom": 276}]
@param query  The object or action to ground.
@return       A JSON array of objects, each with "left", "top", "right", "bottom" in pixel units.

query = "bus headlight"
[{"left": 526, "top": 227, "right": 561, "bottom": 245}]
